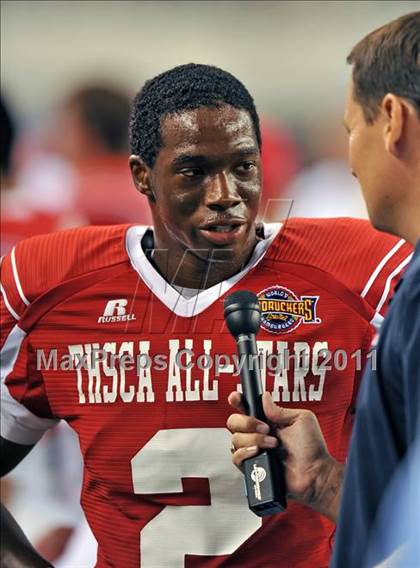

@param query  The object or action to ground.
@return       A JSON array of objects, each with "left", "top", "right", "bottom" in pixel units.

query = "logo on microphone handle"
[{"left": 251, "top": 464, "right": 267, "bottom": 500}]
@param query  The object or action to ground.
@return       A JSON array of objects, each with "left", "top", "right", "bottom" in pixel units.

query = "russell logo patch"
[{"left": 257, "top": 286, "right": 321, "bottom": 334}]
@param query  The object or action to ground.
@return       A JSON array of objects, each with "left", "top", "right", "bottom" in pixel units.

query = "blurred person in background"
[
  {"left": 284, "top": 116, "right": 368, "bottom": 219},
  {"left": 47, "top": 83, "right": 152, "bottom": 226},
  {"left": 51, "top": 86, "right": 299, "bottom": 227},
  {"left": 1, "top": 94, "right": 87, "bottom": 565},
  {"left": 0, "top": 96, "right": 70, "bottom": 255}
]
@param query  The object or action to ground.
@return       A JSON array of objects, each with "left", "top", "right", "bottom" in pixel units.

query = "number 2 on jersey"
[{"left": 131, "top": 428, "right": 262, "bottom": 567}]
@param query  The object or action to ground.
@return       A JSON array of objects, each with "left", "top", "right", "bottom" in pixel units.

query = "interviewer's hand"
[{"left": 226, "top": 391, "right": 344, "bottom": 521}]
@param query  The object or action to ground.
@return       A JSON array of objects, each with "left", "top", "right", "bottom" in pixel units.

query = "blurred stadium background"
[{"left": 1, "top": 1, "right": 418, "bottom": 566}]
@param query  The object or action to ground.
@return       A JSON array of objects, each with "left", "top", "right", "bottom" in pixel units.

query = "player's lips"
[{"left": 198, "top": 219, "right": 247, "bottom": 246}]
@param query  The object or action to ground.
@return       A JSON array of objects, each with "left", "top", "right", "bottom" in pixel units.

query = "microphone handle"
[
  {"left": 235, "top": 332, "right": 287, "bottom": 516},
  {"left": 236, "top": 334, "right": 266, "bottom": 422}
]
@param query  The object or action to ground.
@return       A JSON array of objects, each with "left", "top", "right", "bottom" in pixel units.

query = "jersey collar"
[{"left": 125, "top": 223, "right": 282, "bottom": 317}]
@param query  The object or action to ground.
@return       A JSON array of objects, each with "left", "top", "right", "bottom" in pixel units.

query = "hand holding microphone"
[
  {"left": 224, "top": 290, "right": 287, "bottom": 516},
  {"left": 224, "top": 291, "right": 343, "bottom": 521}
]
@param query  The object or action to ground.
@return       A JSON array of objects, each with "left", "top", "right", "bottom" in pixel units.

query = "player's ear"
[
  {"left": 381, "top": 94, "right": 404, "bottom": 157},
  {"left": 129, "top": 155, "right": 155, "bottom": 202}
]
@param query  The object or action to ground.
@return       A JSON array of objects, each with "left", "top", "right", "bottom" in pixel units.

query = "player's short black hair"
[
  {"left": 1, "top": 96, "right": 15, "bottom": 176},
  {"left": 129, "top": 63, "right": 261, "bottom": 167}
]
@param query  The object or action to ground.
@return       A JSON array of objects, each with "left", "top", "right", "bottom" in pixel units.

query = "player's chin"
[{"left": 192, "top": 245, "right": 239, "bottom": 263}]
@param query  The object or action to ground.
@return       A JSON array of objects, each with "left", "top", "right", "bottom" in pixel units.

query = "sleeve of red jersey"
[
  {"left": 0, "top": 235, "right": 49, "bottom": 349},
  {"left": 1, "top": 251, "right": 28, "bottom": 349},
  {"left": 1, "top": 226, "right": 108, "bottom": 346},
  {"left": 1, "top": 252, "right": 60, "bottom": 445},
  {"left": 359, "top": 233, "right": 413, "bottom": 328}
]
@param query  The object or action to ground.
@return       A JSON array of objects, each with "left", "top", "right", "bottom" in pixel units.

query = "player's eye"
[
  {"left": 235, "top": 161, "right": 257, "bottom": 175},
  {"left": 178, "top": 167, "right": 205, "bottom": 178}
]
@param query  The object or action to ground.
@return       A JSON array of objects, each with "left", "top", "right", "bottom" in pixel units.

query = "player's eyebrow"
[
  {"left": 172, "top": 154, "right": 206, "bottom": 166},
  {"left": 232, "top": 146, "right": 259, "bottom": 158},
  {"left": 172, "top": 146, "right": 259, "bottom": 167}
]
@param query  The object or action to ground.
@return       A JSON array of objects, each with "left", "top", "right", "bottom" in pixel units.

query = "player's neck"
[{"left": 143, "top": 227, "right": 262, "bottom": 289}]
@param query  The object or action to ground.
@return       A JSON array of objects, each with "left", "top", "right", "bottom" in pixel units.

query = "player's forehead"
[{"left": 159, "top": 105, "right": 258, "bottom": 159}]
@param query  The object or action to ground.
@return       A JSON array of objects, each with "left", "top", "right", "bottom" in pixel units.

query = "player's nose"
[{"left": 204, "top": 173, "right": 242, "bottom": 210}]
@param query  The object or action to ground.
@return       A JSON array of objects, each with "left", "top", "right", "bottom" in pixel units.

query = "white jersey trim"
[
  {"left": 370, "top": 311, "right": 384, "bottom": 334},
  {"left": 1, "top": 283, "right": 20, "bottom": 320},
  {"left": 375, "top": 253, "right": 413, "bottom": 314},
  {"left": 1, "top": 324, "right": 59, "bottom": 445},
  {"left": 126, "top": 223, "right": 282, "bottom": 318},
  {"left": 360, "top": 239, "right": 405, "bottom": 298},
  {"left": 11, "top": 246, "right": 30, "bottom": 306}
]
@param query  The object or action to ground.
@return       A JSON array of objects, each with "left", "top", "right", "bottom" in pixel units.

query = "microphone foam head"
[{"left": 224, "top": 290, "right": 261, "bottom": 336}]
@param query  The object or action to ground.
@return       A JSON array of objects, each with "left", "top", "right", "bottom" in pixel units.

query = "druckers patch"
[{"left": 257, "top": 286, "right": 320, "bottom": 334}]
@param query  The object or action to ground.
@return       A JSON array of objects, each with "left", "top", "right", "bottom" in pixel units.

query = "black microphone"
[{"left": 224, "top": 290, "right": 287, "bottom": 516}]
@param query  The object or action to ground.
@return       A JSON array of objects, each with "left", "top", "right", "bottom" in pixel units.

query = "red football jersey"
[{"left": 0, "top": 219, "right": 413, "bottom": 568}]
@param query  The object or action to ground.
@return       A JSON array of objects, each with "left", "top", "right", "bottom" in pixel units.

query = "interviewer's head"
[{"left": 344, "top": 11, "right": 420, "bottom": 244}]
